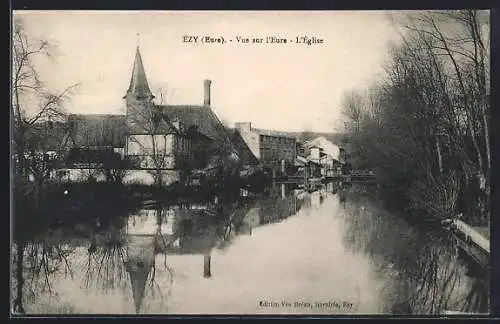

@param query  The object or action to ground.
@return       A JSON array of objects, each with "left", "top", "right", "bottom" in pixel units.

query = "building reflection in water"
[
  {"left": 120, "top": 205, "right": 222, "bottom": 313},
  {"left": 15, "top": 184, "right": 321, "bottom": 314},
  {"left": 13, "top": 182, "right": 488, "bottom": 315},
  {"left": 87, "top": 184, "right": 315, "bottom": 314}
]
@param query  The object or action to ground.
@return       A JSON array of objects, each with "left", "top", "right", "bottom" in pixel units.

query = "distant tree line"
[{"left": 341, "top": 10, "right": 490, "bottom": 226}]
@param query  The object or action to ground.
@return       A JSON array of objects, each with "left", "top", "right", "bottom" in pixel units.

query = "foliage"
[{"left": 340, "top": 10, "right": 490, "bottom": 225}]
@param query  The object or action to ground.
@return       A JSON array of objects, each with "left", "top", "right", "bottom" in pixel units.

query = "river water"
[{"left": 11, "top": 182, "right": 489, "bottom": 315}]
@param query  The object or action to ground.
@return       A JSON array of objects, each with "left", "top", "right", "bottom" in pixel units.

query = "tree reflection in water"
[
  {"left": 83, "top": 207, "right": 175, "bottom": 313},
  {"left": 12, "top": 237, "right": 77, "bottom": 314},
  {"left": 83, "top": 229, "right": 128, "bottom": 293},
  {"left": 339, "top": 184, "right": 489, "bottom": 315}
]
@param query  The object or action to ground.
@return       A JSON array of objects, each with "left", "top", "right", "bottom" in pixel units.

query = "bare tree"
[
  {"left": 403, "top": 11, "right": 490, "bottom": 180},
  {"left": 12, "top": 17, "right": 79, "bottom": 202},
  {"left": 341, "top": 10, "right": 490, "bottom": 225},
  {"left": 401, "top": 10, "right": 490, "bottom": 221},
  {"left": 153, "top": 84, "right": 178, "bottom": 106},
  {"left": 23, "top": 122, "right": 73, "bottom": 206},
  {"left": 127, "top": 101, "right": 180, "bottom": 189},
  {"left": 12, "top": 17, "right": 78, "bottom": 173},
  {"left": 11, "top": 17, "right": 80, "bottom": 313},
  {"left": 340, "top": 89, "right": 365, "bottom": 134}
]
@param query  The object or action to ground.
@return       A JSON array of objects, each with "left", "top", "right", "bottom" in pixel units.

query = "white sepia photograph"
[{"left": 10, "top": 10, "right": 490, "bottom": 316}]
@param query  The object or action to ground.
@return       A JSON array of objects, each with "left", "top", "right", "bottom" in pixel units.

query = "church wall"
[{"left": 127, "top": 134, "right": 169, "bottom": 155}]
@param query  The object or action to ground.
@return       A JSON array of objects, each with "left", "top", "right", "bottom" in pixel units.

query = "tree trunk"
[
  {"left": 480, "top": 105, "right": 490, "bottom": 174},
  {"left": 467, "top": 10, "right": 490, "bottom": 175},
  {"left": 435, "top": 135, "right": 443, "bottom": 175},
  {"left": 33, "top": 178, "right": 45, "bottom": 209},
  {"left": 426, "top": 15, "right": 484, "bottom": 174}
]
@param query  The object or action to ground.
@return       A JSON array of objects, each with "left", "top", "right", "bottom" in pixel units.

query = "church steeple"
[
  {"left": 124, "top": 45, "right": 154, "bottom": 100},
  {"left": 127, "top": 260, "right": 152, "bottom": 314},
  {"left": 124, "top": 235, "right": 155, "bottom": 314}
]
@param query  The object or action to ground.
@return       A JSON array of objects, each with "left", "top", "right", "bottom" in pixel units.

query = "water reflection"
[
  {"left": 11, "top": 182, "right": 489, "bottom": 315},
  {"left": 338, "top": 184, "right": 489, "bottom": 315}
]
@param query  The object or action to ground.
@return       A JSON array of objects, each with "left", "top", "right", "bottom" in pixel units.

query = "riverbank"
[{"left": 12, "top": 174, "right": 271, "bottom": 242}]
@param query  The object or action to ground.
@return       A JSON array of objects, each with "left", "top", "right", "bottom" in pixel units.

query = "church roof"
[
  {"left": 68, "top": 114, "right": 127, "bottom": 147},
  {"left": 67, "top": 111, "right": 181, "bottom": 146},
  {"left": 22, "top": 121, "right": 72, "bottom": 152},
  {"left": 127, "top": 109, "right": 179, "bottom": 135},
  {"left": 159, "top": 105, "right": 232, "bottom": 144},
  {"left": 125, "top": 46, "right": 154, "bottom": 99}
]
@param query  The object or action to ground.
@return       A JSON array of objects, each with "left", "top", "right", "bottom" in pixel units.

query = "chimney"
[
  {"left": 235, "top": 122, "right": 251, "bottom": 132},
  {"left": 203, "top": 79, "right": 212, "bottom": 106}
]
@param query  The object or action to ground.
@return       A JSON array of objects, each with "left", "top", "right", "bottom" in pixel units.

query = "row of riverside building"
[{"left": 20, "top": 46, "right": 346, "bottom": 186}]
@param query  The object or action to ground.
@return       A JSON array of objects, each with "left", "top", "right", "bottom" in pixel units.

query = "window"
[{"left": 165, "top": 134, "right": 174, "bottom": 154}]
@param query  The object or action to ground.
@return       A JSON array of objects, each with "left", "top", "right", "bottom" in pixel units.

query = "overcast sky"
[{"left": 14, "top": 11, "right": 403, "bottom": 132}]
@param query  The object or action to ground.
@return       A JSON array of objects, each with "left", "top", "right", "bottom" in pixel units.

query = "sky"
[{"left": 14, "top": 11, "right": 403, "bottom": 133}]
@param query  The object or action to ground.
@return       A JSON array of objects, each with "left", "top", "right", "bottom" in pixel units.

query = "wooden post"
[{"left": 203, "top": 253, "right": 212, "bottom": 278}]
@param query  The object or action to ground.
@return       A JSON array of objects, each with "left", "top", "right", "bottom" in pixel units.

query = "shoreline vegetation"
[
  {"left": 339, "top": 11, "right": 490, "bottom": 229},
  {"left": 12, "top": 174, "right": 268, "bottom": 242}
]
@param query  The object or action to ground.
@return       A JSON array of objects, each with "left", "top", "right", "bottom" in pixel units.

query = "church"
[{"left": 56, "top": 46, "right": 238, "bottom": 185}]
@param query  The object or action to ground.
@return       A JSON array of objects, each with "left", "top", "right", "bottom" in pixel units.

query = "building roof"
[
  {"left": 68, "top": 114, "right": 127, "bottom": 147},
  {"left": 22, "top": 121, "right": 72, "bottom": 152},
  {"left": 304, "top": 136, "right": 341, "bottom": 160},
  {"left": 229, "top": 130, "right": 259, "bottom": 166},
  {"left": 124, "top": 46, "right": 154, "bottom": 99},
  {"left": 127, "top": 109, "right": 180, "bottom": 135},
  {"left": 252, "top": 127, "right": 296, "bottom": 139},
  {"left": 159, "top": 105, "right": 232, "bottom": 144}
]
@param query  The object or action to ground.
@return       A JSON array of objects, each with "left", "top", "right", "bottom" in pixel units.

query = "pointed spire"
[
  {"left": 124, "top": 236, "right": 155, "bottom": 314},
  {"left": 127, "top": 262, "right": 151, "bottom": 314},
  {"left": 125, "top": 43, "right": 154, "bottom": 99}
]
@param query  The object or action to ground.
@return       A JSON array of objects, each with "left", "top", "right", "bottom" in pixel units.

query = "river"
[{"left": 10, "top": 182, "right": 489, "bottom": 315}]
